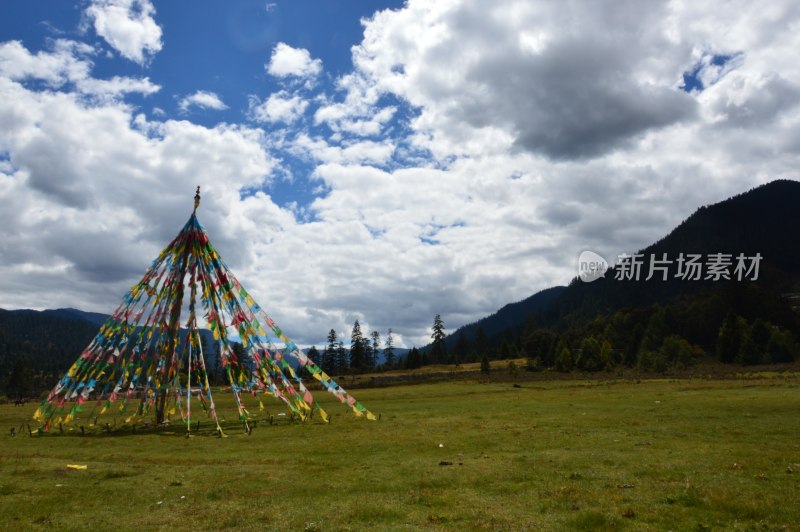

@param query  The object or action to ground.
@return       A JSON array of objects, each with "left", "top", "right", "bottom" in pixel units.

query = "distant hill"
[
  {"left": 42, "top": 308, "right": 109, "bottom": 326},
  {"left": 437, "top": 285, "right": 566, "bottom": 353},
  {"left": 0, "top": 308, "right": 101, "bottom": 395}
]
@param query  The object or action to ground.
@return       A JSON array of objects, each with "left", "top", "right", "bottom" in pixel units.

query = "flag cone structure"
[{"left": 34, "top": 187, "right": 375, "bottom": 434}]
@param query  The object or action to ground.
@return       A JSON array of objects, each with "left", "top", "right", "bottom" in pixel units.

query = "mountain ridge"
[{"left": 425, "top": 179, "right": 800, "bottom": 365}]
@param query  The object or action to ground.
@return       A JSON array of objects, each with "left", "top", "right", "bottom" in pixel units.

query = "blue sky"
[
  {"left": 1, "top": 1, "right": 799, "bottom": 348},
  {"left": 0, "top": 0, "right": 405, "bottom": 211}
]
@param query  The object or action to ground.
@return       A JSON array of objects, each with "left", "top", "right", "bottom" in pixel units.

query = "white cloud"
[
  {"left": 0, "top": 39, "right": 159, "bottom": 101},
  {"left": 76, "top": 75, "right": 160, "bottom": 100},
  {"left": 248, "top": 90, "right": 308, "bottom": 124},
  {"left": 266, "top": 42, "right": 322, "bottom": 78},
  {"left": 314, "top": 102, "right": 396, "bottom": 137},
  {"left": 178, "top": 90, "right": 228, "bottom": 113},
  {"left": 349, "top": 1, "right": 702, "bottom": 160},
  {"left": 85, "top": 0, "right": 163, "bottom": 65},
  {"left": 0, "top": 75, "right": 276, "bottom": 310},
  {"left": 0, "top": 40, "right": 93, "bottom": 86},
  {"left": 289, "top": 133, "right": 395, "bottom": 166}
]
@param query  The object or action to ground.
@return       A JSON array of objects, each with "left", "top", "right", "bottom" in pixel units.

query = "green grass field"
[{"left": 2, "top": 374, "right": 799, "bottom": 530}]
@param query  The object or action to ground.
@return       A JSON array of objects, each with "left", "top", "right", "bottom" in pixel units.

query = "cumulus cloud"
[
  {"left": 85, "top": 0, "right": 163, "bottom": 65},
  {"left": 0, "top": 76, "right": 276, "bottom": 310},
  {"left": 349, "top": 0, "right": 701, "bottom": 160},
  {"left": 178, "top": 90, "right": 228, "bottom": 112},
  {"left": 0, "top": 40, "right": 158, "bottom": 101},
  {"left": 248, "top": 90, "right": 308, "bottom": 123},
  {"left": 76, "top": 75, "right": 160, "bottom": 100},
  {"left": 266, "top": 42, "right": 322, "bottom": 78},
  {"left": 0, "top": 40, "right": 93, "bottom": 86},
  {"left": 289, "top": 134, "right": 395, "bottom": 166}
]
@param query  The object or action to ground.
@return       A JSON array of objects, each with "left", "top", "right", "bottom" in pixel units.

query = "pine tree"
[
  {"left": 322, "top": 329, "right": 337, "bottom": 374},
  {"left": 370, "top": 331, "right": 381, "bottom": 369},
  {"left": 361, "top": 337, "right": 373, "bottom": 371},
  {"left": 406, "top": 347, "right": 422, "bottom": 369},
  {"left": 350, "top": 320, "right": 365, "bottom": 372},
  {"left": 384, "top": 328, "right": 396, "bottom": 368},
  {"left": 336, "top": 340, "right": 347, "bottom": 375},
  {"left": 326, "top": 329, "right": 337, "bottom": 355},
  {"left": 430, "top": 314, "right": 446, "bottom": 364}
]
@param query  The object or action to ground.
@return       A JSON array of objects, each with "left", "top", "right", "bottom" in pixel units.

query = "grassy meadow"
[{"left": 2, "top": 373, "right": 799, "bottom": 530}]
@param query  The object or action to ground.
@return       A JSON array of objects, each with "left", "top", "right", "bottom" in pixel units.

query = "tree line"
[
  {"left": 420, "top": 285, "right": 799, "bottom": 374},
  {"left": 313, "top": 321, "right": 398, "bottom": 376}
]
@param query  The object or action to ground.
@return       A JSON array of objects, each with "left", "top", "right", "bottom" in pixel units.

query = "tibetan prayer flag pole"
[{"left": 34, "top": 187, "right": 375, "bottom": 434}]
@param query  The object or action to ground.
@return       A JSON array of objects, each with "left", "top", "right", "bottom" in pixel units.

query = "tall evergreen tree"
[
  {"left": 350, "top": 320, "right": 365, "bottom": 371},
  {"left": 384, "top": 328, "right": 396, "bottom": 368},
  {"left": 406, "top": 347, "right": 422, "bottom": 369},
  {"left": 326, "top": 329, "right": 337, "bottom": 355},
  {"left": 322, "top": 329, "right": 337, "bottom": 374},
  {"left": 336, "top": 340, "right": 347, "bottom": 375},
  {"left": 370, "top": 330, "right": 381, "bottom": 369},
  {"left": 431, "top": 314, "right": 446, "bottom": 364},
  {"left": 361, "top": 337, "right": 373, "bottom": 371}
]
